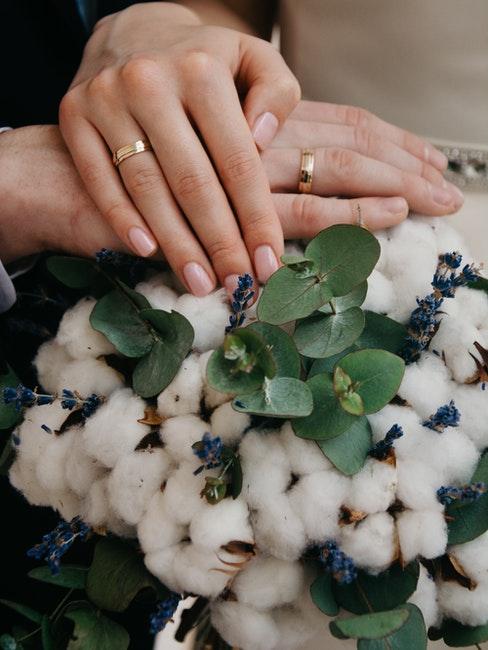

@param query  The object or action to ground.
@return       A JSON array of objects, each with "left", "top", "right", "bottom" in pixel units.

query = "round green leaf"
[
  {"left": 442, "top": 618, "right": 488, "bottom": 646},
  {"left": 233, "top": 377, "right": 313, "bottom": 418},
  {"left": 337, "top": 349, "right": 405, "bottom": 414},
  {"left": 257, "top": 266, "right": 333, "bottom": 325},
  {"left": 280, "top": 254, "right": 318, "bottom": 278},
  {"left": 305, "top": 225, "right": 380, "bottom": 296},
  {"left": 28, "top": 565, "right": 88, "bottom": 590},
  {"left": 330, "top": 608, "right": 409, "bottom": 640},
  {"left": 319, "top": 281, "right": 368, "bottom": 314},
  {"left": 292, "top": 373, "right": 358, "bottom": 440},
  {"left": 294, "top": 307, "right": 365, "bottom": 359},
  {"left": 0, "top": 600, "right": 43, "bottom": 625},
  {"left": 358, "top": 604, "right": 427, "bottom": 650},
  {"left": 447, "top": 451, "right": 488, "bottom": 544},
  {"left": 317, "top": 417, "right": 372, "bottom": 475},
  {"left": 247, "top": 322, "right": 301, "bottom": 378},
  {"left": 339, "top": 390, "right": 365, "bottom": 416},
  {"left": 141, "top": 309, "right": 194, "bottom": 359},
  {"left": 310, "top": 573, "right": 339, "bottom": 616},
  {"left": 46, "top": 256, "right": 99, "bottom": 289},
  {"left": 358, "top": 312, "right": 408, "bottom": 354},
  {"left": 65, "top": 607, "right": 129, "bottom": 650}
]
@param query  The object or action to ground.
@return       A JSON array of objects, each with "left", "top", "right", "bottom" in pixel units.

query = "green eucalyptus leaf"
[
  {"left": 0, "top": 365, "right": 21, "bottom": 430},
  {"left": 319, "top": 281, "right": 368, "bottom": 314},
  {"left": 468, "top": 276, "right": 488, "bottom": 294},
  {"left": 305, "top": 225, "right": 380, "bottom": 296},
  {"left": 333, "top": 562, "right": 420, "bottom": 615},
  {"left": 442, "top": 618, "right": 488, "bottom": 646},
  {"left": 86, "top": 538, "right": 168, "bottom": 613},
  {"left": 229, "top": 455, "right": 243, "bottom": 499},
  {"left": 233, "top": 377, "right": 313, "bottom": 418},
  {"left": 330, "top": 608, "right": 409, "bottom": 640},
  {"left": 310, "top": 573, "right": 339, "bottom": 616},
  {"left": 333, "top": 366, "right": 353, "bottom": 393},
  {"left": 357, "top": 312, "right": 408, "bottom": 354},
  {"left": 294, "top": 307, "right": 365, "bottom": 359},
  {"left": 337, "top": 349, "right": 405, "bottom": 414},
  {"left": 41, "top": 616, "right": 56, "bottom": 650},
  {"left": 46, "top": 257, "right": 99, "bottom": 289},
  {"left": 246, "top": 322, "right": 301, "bottom": 378},
  {"left": 358, "top": 604, "right": 427, "bottom": 650},
  {"left": 257, "top": 266, "right": 333, "bottom": 325},
  {"left": 65, "top": 607, "right": 129, "bottom": 650},
  {"left": 317, "top": 417, "right": 372, "bottom": 475},
  {"left": 280, "top": 254, "right": 318, "bottom": 278},
  {"left": 339, "top": 390, "right": 365, "bottom": 416},
  {"left": 0, "top": 600, "right": 43, "bottom": 624},
  {"left": 292, "top": 373, "right": 358, "bottom": 440},
  {"left": 28, "top": 565, "right": 88, "bottom": 590}
]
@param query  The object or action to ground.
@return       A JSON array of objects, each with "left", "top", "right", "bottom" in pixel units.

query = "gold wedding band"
[
  {"left": 298, "top": 149, "right": 315, "bottom": 193},
  {"left": 112, "top": 139, "right": 152, "bottom": 167}
]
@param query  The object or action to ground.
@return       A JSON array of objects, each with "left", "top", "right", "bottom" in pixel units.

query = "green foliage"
[
  {"left": 233, "top": 377, "right": 313, "bottom": 418},
  {"left": 442, "top": 618, "right": 488, "bottom": 646},
  {"left": 318, "top": 281, "right": 368, "bottom": 314},
  {"left": 294, "top": 307, "right": 365, "bottom": 359},
  {"left": 330, "top": 608, "right": 409, "bottom": 640},
  {"left": 357, "top": 604, "right": 427, "bottom": 650},
  {"left": 41, "top": 616, "right": 56, "bottom": 650},
  {"left": 0, "top": 600, "right": 43, "bottom": 625},
  {"left": 310, "top": 573, "right": 339, "bottom": 616},
  {"left": 316, "top": 417, "right": 372, "bottom": 475},
  {"left": 246, "top": 322, "right": 301, "bottom": 378},
  {"left": 46, "top": 257, "right": 100, "bottom": 289},
  {"left": 65, "top": 607, "right": 129, "bottom": 650},
  {"left": 28, "top": 565, "right": 88, "bottom": 591},
  {"left": 0, "top": 365, "right": 21, "bottom": 430}
]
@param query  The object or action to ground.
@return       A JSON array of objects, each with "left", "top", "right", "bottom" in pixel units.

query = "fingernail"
[
  {"left": 183, "top": 262, "right": 214, "bottom": 297},
  {"left": 448, "top": 182, "right": 464, "bottom": 207},
  {"left": 426, "top": 145, "right": 448, "bottom": 171},
  {"left": 128, "top": 226, "right": 157, "bottom": 257},
  {"left": 254, "top": 245, "right": 279, "bottom": 283},
  {"left": 381, "top": 197, "right": 409, "bottom": 216},
  {"left": 252, "top": 112, "right": 279, "bottom": 150},
  {"left": 431, "top": 185, "right": 456, "bottom": 207},
  {"left": 224, "top": 274, "right": 240, "bottom": 298}
]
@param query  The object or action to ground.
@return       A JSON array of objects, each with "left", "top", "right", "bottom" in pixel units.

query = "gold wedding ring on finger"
[
  {"left": 112, "top": 139, "right": 153, "bottom": 167},
  {"left": 298, "top": 148, "right": 315, "bottom": 193}
]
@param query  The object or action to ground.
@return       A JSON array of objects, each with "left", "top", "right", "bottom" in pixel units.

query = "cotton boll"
[
  {"left": 15, "top": 402, "right": 69, "bottom": 464},
  {"left": 232, "top": 556, "right": 304, "bottom": 610},
  {"left": 340, "top": 512, "right": 396, "bottom": 573},
  {"left": 189, "top": 498, "right": 253, "bottom": 550},
  {"left": 9, "top": 460, "right": 51, "bottom": 506},
  {"left": 211, "top": 601, "right": 280, "bottom": 650},
  {"left": 346, "top": 459, "right": 397, "bottom": 514},
  {"left": 396, "top": 460, "right": 443, "bottom": 511},
  {"left": 50, "top": 490, "right": 82, "bottom": 521},
  {"left": 137, "top": 491, "right": 186, "bottom": 554},
  {"left": 429, "top": 428, "right": 479, "bottom": 484},
  {"left": 134, "top": 277, "right": 178, "bottom": 312},
  {"left": 34, "top": 341, "right": 73, "bottom": 393},
  {"left": 55, "top": 358, "right": 124, "bottom": 397},
  {"left": 431, "top": 315, "right": 483, "bottom": 383},
  {"left": 429, "top": 218, "right": 467, "bottom": 259},
  {"left": 362, "top": 270, "right": 396, "bottom": 314},
  {"left": 438, "top": 579, "right": 488, "bottom": 627},
  {"left": 453, "top": 384, "right": 488, "bottom": 451},
  {"left": 408, "top": 564, "right": 440, "bottom": 629},
  {"left": 157, "top": 354, "right": 203, "bottom": 418},
  {"left": 144, "top": 545, "right": 181, "bottom": 593},
  {"left": 239, "top": 431, "right": 291, "bottom": 508},
  {"left": 65, "top": 433, "right": 106, "bottom": 497},
  {"left": 272, "top": 606, "right": 322, "bottom": 650},
  {"left": 82, "top": 388, "right": 150, "bottom": 467},
  {"left": 252, "top": 495, "right": 307, "bottom": 561},
  {"left": 160, "top": 459, "right": 217, "bottom": 525},
  {"left": 107, "top": 448, "right": 172, "bottom": 525},
  {"left": 289, "top": 470, "right": 349, "bottom": 542},
  {"left": 396, "top": 510, "right": 447, "bottom": 563},
  {"left": 81, "top": 476, "right": 111, "bottom": 528},
  {"left": 449, "top": 530, "right": 488, "bottom": 582},
  {"left": 279, "top": 422, "right": 332, "bottom": 475},
  {"left": 56, "top": 297, "right": 115, "bottom": 359},
  {"left": 398, "top": 353, "right": 453, "bottom": 419},
  {"left": 173, "top": 542, "right": 231, "bottom": 598},
  {"left": 160, "top": 414, "right": 209, "bottom": 463},
  {"left": 199, "top": 351, "right": 231, "bottom": 409},
  {"left": 455, "top": 286, "right": 488, "bottom": 329},
  {"left": 367, "top": 404, "right": 422, "bottom": 447},
  {"left": 175, "top": 290, "right": 230, "bottom": 352},
  {"left": 210, "top": 402, "right": 250, "bottom": 446},
  {"left": 36, "top": 428, "right": 77, "bottom": 492}
]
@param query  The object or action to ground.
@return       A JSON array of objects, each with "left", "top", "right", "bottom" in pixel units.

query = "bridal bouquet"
[{"left": 1, "top": 217, "right": 487, "bottom": 650}]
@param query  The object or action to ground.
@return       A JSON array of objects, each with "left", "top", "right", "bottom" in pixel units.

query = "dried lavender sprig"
[
  {"left": 423, "top": 400, "right": 460, "bottom": 432},
  {"left": 149, "top": 592, "right": 182, "bottom": 635},
  {"left": 369, "top": 424, "right": 404, "bottom": 460},
  {"left": 225, "top": 274, "right": 255, "bottom": 333},
  {"left": 192, "top": 432, "right": 223, "bottom": 474},
  {"left": 437, "top": 482, "right": 487, "bottom": 506},
  {"left": 318, "top": 540, "right": 357, "bottom": 584},
  {"left": 26, "top": 516, "right": 91, "bottom": 575},
  {"left": 3, "top": 385, "right": 102, "bottom": 419}
]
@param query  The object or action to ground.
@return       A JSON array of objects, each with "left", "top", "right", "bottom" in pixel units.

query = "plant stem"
[{"left": 50, "top": 588, "right": 75, "bottom": 622}]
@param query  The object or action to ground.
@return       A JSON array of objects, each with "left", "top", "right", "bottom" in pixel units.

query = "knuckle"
[
  {"left": 180, "top": 50, "right": 217, "bottom": 79},
  {"left": 173, "top": 166, "right": 214, "bottom": 199},
  {"left": 121, "top": 56, "right": 160, "bottom": 90},
  {"left": 242, "top": 208, "right": 274, "bottom": 232},
  {"left": 59, "top": 89, "right": 81, "bottom": 124},
  {"left": 103, "top": 200, "right": 131, "bottom": 225},
  {"left": 87, "top": 68, "right": 117, "bottom": 98},
  {"left": 79, "top": 160, "right": 106, "bottom": 189},
  {"left": 292, "top": 194, "right": 322, "bottom": 233},
  {"left": 125, "top": 165, "right": 162, "bottom": 198},
  {"left": 344, "top": 105, "right": 372, "bottom": 128},
  {"left": 326, "top": 147, "right": 359, "bottom": 179},
  {"left": 222, "top": 149, "right": 258, "bottom": 184},
  {"left": 353, "top": 126, "right": 376, "bottom": 157},
  {"left": 206, "top": 238, "right": 240, "bottom": 264}
]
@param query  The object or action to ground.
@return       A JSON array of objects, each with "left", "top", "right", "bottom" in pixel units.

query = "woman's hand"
[{"left": 59, "top": 2, "right": 301, "bottom": 295}]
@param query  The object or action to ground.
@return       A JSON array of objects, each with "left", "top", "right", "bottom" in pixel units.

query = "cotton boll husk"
[
  {"left": 160, "top": 414, "right": 209, "bottom": 463},
  {"left": 49, "top": 490, "right": 82, "bottom": 521},
  {"left": 431, "top": 316, "right": 484, "bottom": 383},
  {"left": 453, "top": 384, "right": 488, "bottom": 451},
  {"left": 398, "top": 353, "right": 453, "bottom": 419},
  {"left": 189, "top": 498, "right": 253, "bottom": 550},
  {"left": 175, "top": 290, "right": 230, "bottom": 352},
  {"left": 134, "top": 277, "right": 178, "bottom": 312},
  {"left": 340, "top": 512, "right": 396, "bottom": 573},
  {"left": 56, "top": 297, "right": 115, "bottom": 359},
  {"left": 289, "top": 470, "right": 349, "bottom": 542},
  {"left": 239, "top": 431, "right": 291, "bottom": 508},
  {"left": 9, "top": 460, "right": 51, "bottom": 506},
  {"left": 137, "top": 491, "right": 186, "bottom": 554},
  {"left": 251, "top": 495, "right": 307, "bottom": 561},
  {"left": 65, "top": 433, "right": 106, "bottom": 497},
  {"left": 346, "top": 459, "right": 397, "bottom": 514},
  {"left": 144, "top": 545, "right": 181, "bottom": 593},
  {"left": 396, "top": 459, "right": 443, "bottom": 511},
  {"left": 449, "top": 530, "right": 488, "bottom": 582},
  {"left": 82, "top": 388, "right": 149, "bottom": 467},
  {"left": 210, "top": 402, "right": 250, "bottom": 446},
  {"left": 34, "top": 341, "right": 73, "bottom": 393},
  {"left": 396, "top": 510, "right": 448, "bottom": 563},
  {"left": 107, "top": 448, "right": 172, "bottom": 525},
  {"left": 408, "top": 564, "right": 440, "bottom": 629},
  {"left": 173, "top": 542, "right": 231, "bottom": 598},
  {"left": 232, "top": 556, "right": 304, "bottom": 610},
  {"left": 199, "top": 351, "right": 230, "bottom": 409},
  {"left": 36, "top": 428, "right": 77, "bottom": 492},
  {"left": 438, "top": 579, "right": 488, "bottom": 627},
  {"left": 279, "top": 422, "right": 332, "bottom": 474},
  {"left": 160, "top": 459, "right": 218, "bottom": 526},
  {"left": 55, "top": 358, "right": 124, "bottom": 397},
  {"left": 362, "top": 270, "right": 396, "bottom": 314},
  {"left": 157, "top": 353, "right": 203, "bottom": 418},
  {"left": 211, "top": 601, "right": 280, "bottom": 650}
]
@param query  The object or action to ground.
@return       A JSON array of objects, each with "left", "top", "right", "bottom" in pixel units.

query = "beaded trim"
[{"left": 438, "top": 145, "right": 488, "bottom": 191}]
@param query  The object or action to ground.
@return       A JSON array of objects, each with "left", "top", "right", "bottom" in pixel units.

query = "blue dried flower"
[
  {"left": 439, "top": 252, "right": 463, "bottom": 269},
  {"left": 3, "top": 385, "right": 54, "bottom": 411},
  {"left": 369, "top": 424, "right": 404, "bottom": 460},
  {"left": 149, "top": 592, "right": 182, "bottom": 635},
  {"left": 437, "top": 482, "right": 487, "bottom": 506},
  {"left": 95, "top": 248, "right": 146, "bottom": 283},
  {"left": 318, "top": 540, "right": 357, "bottom": 584},
  {"left": 423, "top": 400, "right": 460, "bottom": 432},
  {"left": 40, "top": 424, "right": 52, "bottom": 434},
  {"left": 81, "top": 394, "right": 102, "bottom": 418},
  {"left": 193, "top": 432, "right": 223, "bottom": 470},
  {"left": 27, "top": 516, "right": 91, "bottom": 575},
  {"left": 225, "top": 274, "right": 255, "bottom": 333},
  {"left": 60, "top": 389, "right": 78, "bottom": 411}
]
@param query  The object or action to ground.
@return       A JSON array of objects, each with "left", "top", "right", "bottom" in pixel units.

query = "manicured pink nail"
[
  {"left": 448, "top": 183, "right": 464, "bottom": 208},
  {"left": 224, "top": 274, "right": 240, "bottom": 298},
  {"left": 425, "top": 145, "right": 448, "bottom": 171},
  {"left": 381, "top": 197, "right": 409, "bottom": 216},
  {"left": 254, "top": 245, "right": 279, "bottom": 283},
  {"left": 128, "top": 226, "right": 157, "bottom": 257},
  {"left": 252, "top": 112, "right": 279, "bottom": 150},
  {"left": 183, "top": 262, "right": 214, "bottom": 297},
  {"left": 431, "top": 185, "right": 456, "bottom": 207}
]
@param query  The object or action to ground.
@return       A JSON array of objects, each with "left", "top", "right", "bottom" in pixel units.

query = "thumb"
[{"left": 238, "top": 35, "right": 301, "bottom": 150}]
